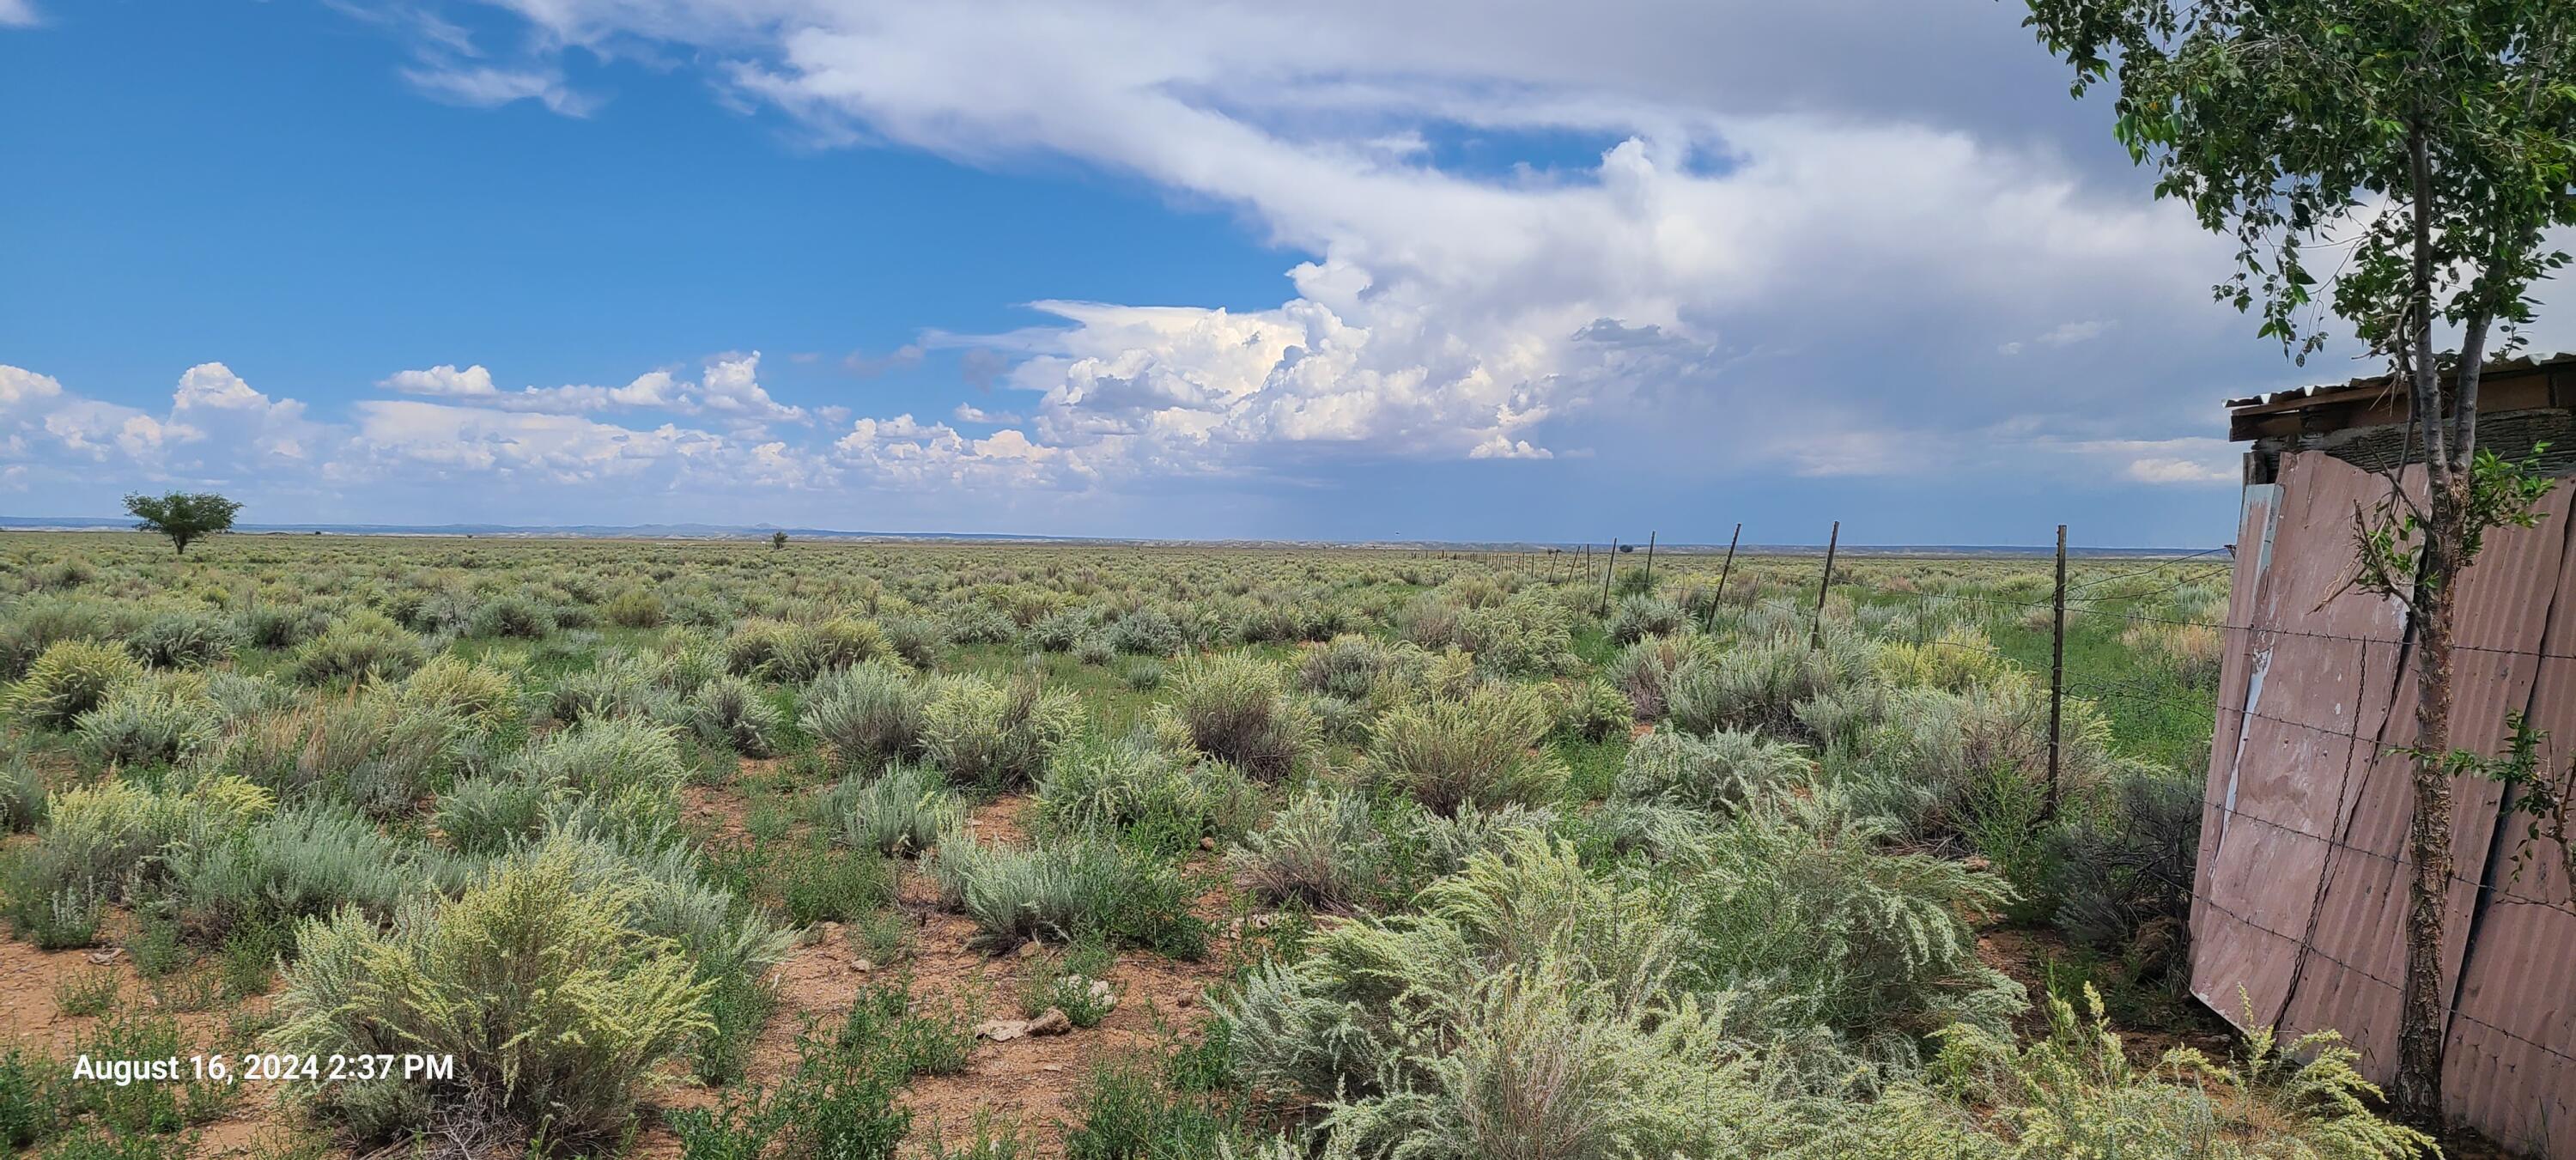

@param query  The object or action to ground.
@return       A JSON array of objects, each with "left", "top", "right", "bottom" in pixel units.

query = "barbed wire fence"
[{"left": 1790, "top": 530, "right": 2576, "bottom": 1090}]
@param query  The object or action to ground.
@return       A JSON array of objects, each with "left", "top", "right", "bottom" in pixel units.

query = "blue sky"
[{"left": 0, "top": 0, "right": 2439, "bottom": 546}]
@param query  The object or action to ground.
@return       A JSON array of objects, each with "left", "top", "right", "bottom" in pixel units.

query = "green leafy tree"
[
  {"left": 124, "top": 491, "right": 242, "bottom": 556},
  {"left": 2021, "top": 0, "right": 2575, "bottom": 1123},
  {"left": 771, "top": 530, "right": 788, "bottom": 550}
]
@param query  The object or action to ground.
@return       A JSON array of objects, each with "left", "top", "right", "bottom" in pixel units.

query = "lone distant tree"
[
  {"left": 771, "top": 530, "right": 789, "bottom": 550},
  {"left": 125, "top": 491, "right": 242, "bottom": 556},
  {"left": 2023, "top": 0, "right": 2574, "bottom": 1126}
]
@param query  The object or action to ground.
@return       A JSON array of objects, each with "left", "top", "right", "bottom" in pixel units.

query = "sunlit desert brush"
[{"left": 0, "top": 534, "right": 2427, "bottom": 1159}]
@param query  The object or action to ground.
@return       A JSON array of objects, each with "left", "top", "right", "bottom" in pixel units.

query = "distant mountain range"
[{"left": 0, "top": 515, "right": 2222, "bottom": 557}]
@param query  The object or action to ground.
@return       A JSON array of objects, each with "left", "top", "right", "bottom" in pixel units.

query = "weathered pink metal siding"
[{"left": 2195, "top": 451, "right": 2576, "bottom": 1157}]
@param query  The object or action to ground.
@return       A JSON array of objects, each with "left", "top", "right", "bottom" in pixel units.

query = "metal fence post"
[
  {"left": 2046, "top": 523, "right": 2067, "bottom": 822},
  {"left": 1599, "top": 537, "right": 1620, "bottom": 615},
  {"left": 1809, "top": 521, "right": 1838, "bottom": 650},
  {"left": 1707, "top": 522, "right": 1741, "bottom": 630}
]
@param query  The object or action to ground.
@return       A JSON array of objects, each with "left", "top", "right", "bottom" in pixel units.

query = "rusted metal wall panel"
[
  {"left": 2191, "top": 483, "right": 2276, "bottom": 1010},
  {"left": 2196, "top": 451, "right": 2576, "bottom": 1157},
  {"left": 2280, "top": 476, "right": 2561, "bottom": 1078},
  {"left": 2445, "top": 486, "right": 2576, "bottom": 1158},
  {"left": 2193, "top": 453, "right": 2410, "bottom": 1029}
]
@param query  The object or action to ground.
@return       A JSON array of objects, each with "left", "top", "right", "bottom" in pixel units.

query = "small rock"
[
  {"left": 849, "top": 958, "right": 875, "bottom": 974},
  {"left": 1015, "top": 940, "right": 1042, "bottom": 959},
  {"left": 1199, "top": 836, "right": 1217, "bottom": 851},
  {"left": 1088, "top": 979, "right": 1117, "bottom": 1010},
  {"left": 1027, "top": 1008, "right": 1073, "bottom": 1036},
  {"left": 975, "top": 1018, "right": 1032, "bottom": 1042}
]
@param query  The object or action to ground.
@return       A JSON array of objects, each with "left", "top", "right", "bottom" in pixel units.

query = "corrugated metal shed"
[{"left": 2197, "top": 365, "right": 2576, "bottom": 1157}]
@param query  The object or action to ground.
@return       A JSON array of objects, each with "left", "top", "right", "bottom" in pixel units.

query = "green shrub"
[
  {"left": 834, "top": 975, "right": 977, "bottom": 1078},
  {"left": 234, "top": 601, "right": 328, "bottom": 649},
  {"left": 603, "top": 586, "right": 666, "bottom": 628},
  {"left": 1603, "top": 633, "right": 1707, "bottom": 720},
  {"left": 467, "top": 592, "right": 557, "bottom": 639},
  {"left": 432, "top": 774, "right": 550, "bottom": 854},
  {"left": 670, "top": 982, "right": 962, "bottom": 1160},
  {"left": 1923, "top": 987, "right": 2434, "bottom": 1160},
  {"left": 21, "top": 776, "right": 273, "bottom": 906},
  {"left": 74, "top": 673, "right": 221, "bottom": 767},
  {"left": 1875, "top": 625, "right": 2020, "bottom": 693},
  {"left": 57, "top": 969, "right": 121, "bottom": 1015},
  {"left": 1219, "top": 835, "right": 1809, "bottom": 1159},
  {"left": 168, "top": 802, "right": 414, "bottom": 938},
  {"left": 944, "top": 604, "right": 1018, "bottom": 646},
  {"left": 284, "top": 611, "right": 428, "bottom": 686},
  {"left": 1676, "top": 792, "right": 2022, "bottom": 1064},
  {"left": 1459, "top": 592, "right": 1581, "bottom": 677},
  {"left": 1359, "top": 685, "right": 1565, "bottom": 816},
  {"left": 1120, "top": 658, "right": 1165, "bottom": 691},
  {"left": 1106, "top": 607, "right": 1183, "bottom": 656},
  {"left": 1839, "top": 680, "right": 2113, "bottom": 842},
  {"left": 1038, "top": 734, "right": 1261, "bottom": 852},
  {"left": 921, "top": 674, "right": 1080, "bottom": 790},
  {"left": 268, "top": 840, "right": 715, "bottom": 1146},
  {"left": 1559, "top": 677, "right": 1634, "bottom": 742},
  {"left": 686, "top": 673, "right": 784, "bottom": 757},
  {"left": 692, "top": 969, "right": 776, "bottom": 1088},
  {"left": 877, "top": 613, "right": 945, "bottom": 669},
  {"left": 0, "top": 756, "right": 43, "bottom": 833},
  {"left": 720, "top": 617, "right": 801, "bottom": 677},
  {"left": 779, "top": 847, "right": 896, "bottom": 925},
  {"left": 1226, "top": 785, "right": 1382, "bottom": 910},
  {"left": 1607, "top": 593, "right": 1686, "bottom": 644},
  {"left": 397, "top": 654, "right": 523, "bottom": 733},
  {"left": 828, "top": 763, "right": 965, "bottom": 857},
  {"left": 1403, "top": 801, "right": 1559, "bottom": 881},
  {"left": 0, "top": 595, "right": 117, "bottom": 681},
  {"left": 125, "top": 610, "right": 239, "bottom": 669},
  {"left": 930, "top": 835, "right": 1206, "bottom": 956},
  {"left": 1163, "top": 653, "right": 1315, "bottom": 781},
  {"left": 1062, "top": 1054, "right": 1255, "bottom": 1160},
  {"left": 1663, "top": 631, "right": 1871, "bottom": 739},
  {"left": 546, "top": 650, "right": 682, "bottom": 723},
  {"left": 519, "top": 716, "right": 690, "bottom": 804},
  {"left": 0, "top": 1046, "right": 61, "bottom": 1147},
  {"left": 64, "top": 1004, "right": 228, "bottom": 1134},
  {"left": 805, "top": 663, "right": 927, "bottom": 770},
  {"left": 208, "top": 694, "right": 465, "bottom": 816},
  {"left": 1295, "top": 634, "right": 1417, "bottom": 703},
  {"left": 769, "top": 616, "right": 900, "bottom": 682},
  {"left": 1612, "top": 727, "right": 1812, "bottom": 814},
  {"left": 2050, "top": 762, "right": 2200, "bottom": 975},
  {"left": 1030, "top": 608, "right": 1094, "bottom": 653},
  {"left": 7, "top": 640, "right": 143, "bottom": 729}
]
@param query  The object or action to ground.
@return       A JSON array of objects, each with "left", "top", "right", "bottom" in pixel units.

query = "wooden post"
[
  {"left": 1642, "top": 531, "right": 1656, "bottom": 588},
  {"left": 2046, "top": 523, "right": 2068, "bottom": 822},
  {"left": 1600, "top": 537, "right": 1619, "bottom": 615},
  {"left": 1707, "top": 522, "right": 1741, "bottom": 630},
  {"left": 1808, "top": 521, "right": 1838, "bottom": 650}
]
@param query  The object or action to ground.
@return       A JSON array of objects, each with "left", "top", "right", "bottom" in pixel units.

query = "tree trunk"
[{"left": 2393, "top": 476, "right": 2465, "bottom": 1127}]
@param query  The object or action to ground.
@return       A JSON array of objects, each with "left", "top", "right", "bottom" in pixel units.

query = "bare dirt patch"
[{"left": 633, "top": 791, "right": 1243, "bottom": 1156}]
